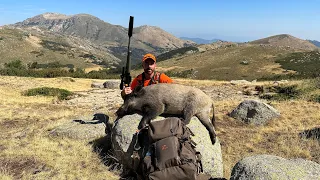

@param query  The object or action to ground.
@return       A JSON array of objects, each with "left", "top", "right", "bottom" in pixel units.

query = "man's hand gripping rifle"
[{"left": 120, "top": 16, "right": 134, "bottom": 90}]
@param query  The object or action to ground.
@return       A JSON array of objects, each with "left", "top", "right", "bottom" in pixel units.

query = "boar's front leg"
[{"left": 138, "top": 104, "right": 162, "bottom": 130}]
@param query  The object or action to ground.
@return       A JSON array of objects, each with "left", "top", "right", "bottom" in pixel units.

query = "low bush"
[
  {"left": 157, "top": 46, "right": 199, "bottom": 62},
  {"left": 274, "top": 51, "right": 320, "bottom": 78},
  {"left": 259, "top": 79, "right": 320, "bottom": 103},
  {"left": 22, "top": 87, "right": 74, "bottom": 100},
  {"left": 165, "top": 69, "right": 197, "bottom": 78},
  {"left": 259, "top": 85, "right": 300, "bottom": 100},
  {"left": 0, "top": 59, "right": 119, "bottom": 79}
]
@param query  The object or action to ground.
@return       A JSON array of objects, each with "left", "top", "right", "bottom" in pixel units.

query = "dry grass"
[
  {"left": 0, "top": 76, "right": 319, "bottom": 179},
  {"left": 215, "top": 100, "right": 320, "bottom": 178},
  {"left": 0, "top": 76, "right": 118, "bottom": 179}
]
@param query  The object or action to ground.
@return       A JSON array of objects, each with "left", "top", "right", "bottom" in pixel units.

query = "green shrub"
[
  {"left": 4, "top": 60, "right": 26, "bottom": 70},
  {"left": 309, "top": 94, "right": 320, "bottom": 103},
  {"left": 165, "top": 69, "right": 197, "bottom": 78},
  {"left": 260, "top": 85, "right": 300, "bottom": 100},
  {"left": 40, "top": 40, "right": 70, "bottom": 51},
  {"left": 259, "top": 79, "right": 320, "bottom": 102},
  {"left": 259, "top": 93, "right": 276, "bottom": 100},
  {"left": 22, "top": 87, "right": 73, "bottom": 100},
  {"left": 274, "top": 51, "right": 320, "bottom": 78},
  {"left": 0, "top": 61, "right": 119, "bottom": 79},
  {"left": 157, "top": 46, "right": 199, "bottom": 62}
]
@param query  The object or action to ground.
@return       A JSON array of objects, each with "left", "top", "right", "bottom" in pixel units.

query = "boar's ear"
[{"left": 133, "top": 85, "right": 145, "bottom": 96}]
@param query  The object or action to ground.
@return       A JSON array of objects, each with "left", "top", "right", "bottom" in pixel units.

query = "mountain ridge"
[
  {"left": 180, "top": 37, "right": 221, "bottom": 44},
  {"left": 249, "top": 34, "right": 318, "bottom": 51},
  {"left": 12, "top": 13, "right": 194, "bottom": 50},
  {"left": 308, "top": 40, "right": 320, "bottom": 47},
  {"left": 10, "top": 12, "right": 195, "bottom": 65}
]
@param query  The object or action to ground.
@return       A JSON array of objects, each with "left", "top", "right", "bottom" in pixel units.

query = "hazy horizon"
[{"left": 1, "top": 0, "right": 320, "bottom": 42}]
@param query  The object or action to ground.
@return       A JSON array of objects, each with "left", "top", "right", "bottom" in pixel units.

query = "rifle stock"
[{"left": 120, "top": 16, "right": 134, "bottom": 90}]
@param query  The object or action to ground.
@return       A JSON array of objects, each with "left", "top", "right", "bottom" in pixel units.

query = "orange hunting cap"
[{"left": 142, "top": 53, "right": 156, "bottom": 62}]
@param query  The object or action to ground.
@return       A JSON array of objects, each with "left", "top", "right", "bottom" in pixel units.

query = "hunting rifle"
[{"left": 120, "top": 16, "right": 134, "bottom": 90}]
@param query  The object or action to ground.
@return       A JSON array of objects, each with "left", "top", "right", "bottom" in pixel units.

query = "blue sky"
[{"left": 0, "top": 0, "right": 319, "bottom": 42}]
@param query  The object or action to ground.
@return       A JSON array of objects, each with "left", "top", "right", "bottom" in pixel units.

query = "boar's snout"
[{"left": 116, "top": 107, "right": 126, "bottom": 117}]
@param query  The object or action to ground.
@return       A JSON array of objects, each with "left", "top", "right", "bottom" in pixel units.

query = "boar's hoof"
[
  {"left": 210, "top": 134, "right": 216, "bottom": 145},
  {"left": 138, "top": 121, "right": 147, "bottom": 130}
]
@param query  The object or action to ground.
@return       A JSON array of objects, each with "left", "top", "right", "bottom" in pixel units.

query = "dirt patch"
[
  {"left": 199, "top": 84, "right": 248, "bottom": 102},
  {"left": 156, "top": 66, "right": 182, "bottom": 72},
  {"left": 25, "top": 35, "right": 42, "bottom": 48},
  {"left": 259, "top": 63, "right": 296, "bottom": 74},
  {"left": 84, "top": 65, "right": 103, "bottom": 73},
  {"left": 0, "top": 119, "right": 27, "bottom": 130},
  {"left": 0, "top": 145, "right": 6, "bottom": 151},
  {"left": 62, "top": 88, "right": 123, "bottom": 114},
  {"left": 0, "top": 157, "right": 50, "bottom": 178}
]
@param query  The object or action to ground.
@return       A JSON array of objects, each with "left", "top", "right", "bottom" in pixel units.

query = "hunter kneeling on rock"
[
  {"left": 116, "top": 53, "right": 219, "bottom": 179},
  {"left": 121, "top": 53, "right": 173, "bottom": 98}
]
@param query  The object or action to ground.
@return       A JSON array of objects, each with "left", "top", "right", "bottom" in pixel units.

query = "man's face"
[{"left": 143, "top": 59, "right": 156, "bottom": 75}]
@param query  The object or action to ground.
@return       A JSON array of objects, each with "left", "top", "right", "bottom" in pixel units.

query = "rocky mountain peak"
[
  {"left": 42, "top": 12, "right": 69, "bottom": 19},
  {"left": 250, "top": 34, "right": 318, "bottom": 51},
  {"left": 134, "top": 25, "right": 195, "bottom": 49}
]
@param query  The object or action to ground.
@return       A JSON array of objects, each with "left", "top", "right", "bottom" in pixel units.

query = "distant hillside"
[
  {"left": 250, "top": 34, "right": 318, "bottom": 51},
  {"left": 133, "top": 33, "right": 320, "bottom": 81},
  {"left": 11, "top": 12, "right": 195, "bottom": 65},
  {"left": 134, "top": 43, "right": 297, "bottom": 81},
  {"left": 308, "top": 40, "right": 320, "bottom": 47},
  {"left": 0, "top": 27, "right": 120, "bottom": 70},
  {"left": 156, "top": 41, "right": 238, "bottom": 62},
  {"left": 180, "top": 37, "right": 220, "bottom": 44}
]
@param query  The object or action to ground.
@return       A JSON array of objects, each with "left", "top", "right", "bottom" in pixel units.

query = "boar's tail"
[{"left": 211, "top": 102, "right": 216, "bottom": 128}]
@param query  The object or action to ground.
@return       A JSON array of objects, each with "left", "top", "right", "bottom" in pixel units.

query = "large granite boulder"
[
  {"left": 91, "top": 82, "right": 104, "bottom": 88},
  {"left": 103, "top": 80, "right": 120, "bottom": 89},
  {"left": 229, "top": 99, "right": 280, "bottom": 125},
  {"left": 230, "top": 154, "right": 320, "bottom": 180},
  {"left": 49, "top": 114, "right": 107, "bottom": 141},
  {"left": 111, "top": 114, "right": 223, "bottom": 178}
]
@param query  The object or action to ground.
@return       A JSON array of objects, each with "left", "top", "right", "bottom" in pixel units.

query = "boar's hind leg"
[
  {"left": 196, "top": 112, "right": 216, "bottom": 145},
  {"left": 183, "top": 104, "right": 195, "bottom": 124}
]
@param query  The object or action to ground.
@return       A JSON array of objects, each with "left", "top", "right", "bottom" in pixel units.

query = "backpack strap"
[
  {"left": 131, "top": 128, "right": 149, "bottom": 175},
  {"left": 138, "top": 72, "right": 162, "bottom": 87},
  {"left": 137, "top": 74, "right": 144, "bottom": 87},
  {"left": 149, "top": 71, "right": 162, "bottom": 85}
]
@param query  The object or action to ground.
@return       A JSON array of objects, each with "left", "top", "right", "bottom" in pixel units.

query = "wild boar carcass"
[{"left": 116, "top": 83, "right": 216, "bottom": 144}]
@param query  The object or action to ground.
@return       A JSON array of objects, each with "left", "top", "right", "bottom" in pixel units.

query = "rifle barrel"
[
  {"left": 126, "top": 16, "right": 134, "bottom": 75},
  {"left": 120, "top": 16, "right": 134, "bottom": 89}
]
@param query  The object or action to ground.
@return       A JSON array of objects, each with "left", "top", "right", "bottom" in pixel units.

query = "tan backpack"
[{"left": 133, "top": 117, "right": 203, "bottom": 180}]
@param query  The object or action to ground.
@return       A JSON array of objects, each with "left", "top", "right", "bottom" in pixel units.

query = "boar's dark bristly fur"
[{"left": 116, "top": 83, "right": 217, "bottom": 144}]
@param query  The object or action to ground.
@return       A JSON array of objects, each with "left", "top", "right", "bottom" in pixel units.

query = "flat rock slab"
[
  {"left": 230, "top": 154, "right": 320, "bottom": 180},
  {"left": 49, "top": 120, "right": 106, "bottom": 141}
]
